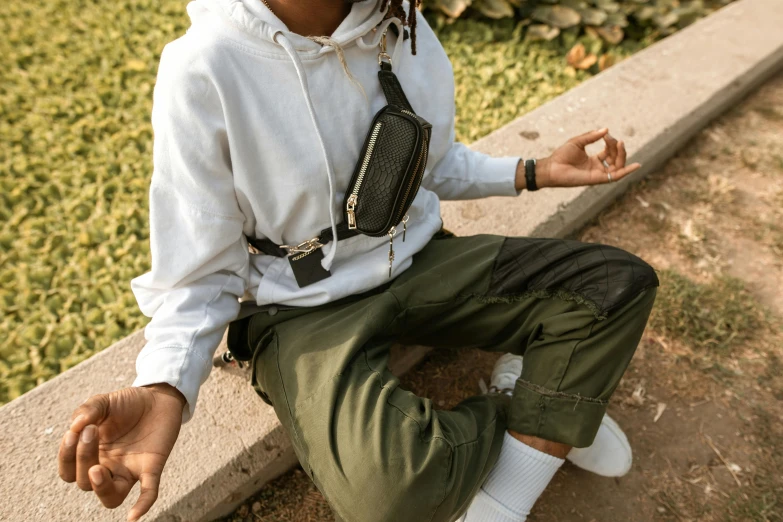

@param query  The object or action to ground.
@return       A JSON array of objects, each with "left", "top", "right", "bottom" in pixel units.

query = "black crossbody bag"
[{"left": 247, "top": 29, "right": 432, "bottom": 288}]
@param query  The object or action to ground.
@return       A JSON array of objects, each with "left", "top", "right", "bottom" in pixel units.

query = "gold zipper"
[
  {"left": 395, "top": 132, "right": 428, "bottom": 221},
  {"left": 347, "top": 121, "right": 383, "bottom": 230}
]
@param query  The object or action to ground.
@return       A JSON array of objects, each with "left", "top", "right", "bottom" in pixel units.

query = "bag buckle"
[
  {"left": 378, "top": 28, "right": 392, "bottom": 67},
  {"left": 280, "top": 237, "right": 323, "bottom": 256}
]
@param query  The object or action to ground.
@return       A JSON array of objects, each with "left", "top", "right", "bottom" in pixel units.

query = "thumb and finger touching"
[
  {"left": 59, "top": 389, "right": 166, "bottom": 520},
  {"left": 88, "top": 464, "right": 134, "bottom": 509},
  {"left": 87, "top": 463, "right": 160, "bottom": 521},
  {"left": 569, "top": 129, "right": 639, "bottom": 186}
]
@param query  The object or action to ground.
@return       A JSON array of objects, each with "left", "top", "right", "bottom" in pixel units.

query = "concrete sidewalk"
[{"left": 2, "top": 0, "right": 782, "bottom": 520}]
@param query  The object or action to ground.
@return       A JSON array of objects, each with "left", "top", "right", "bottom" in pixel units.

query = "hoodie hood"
[{"left": 188, "top": 0, "right": 394, "bottom": 54}]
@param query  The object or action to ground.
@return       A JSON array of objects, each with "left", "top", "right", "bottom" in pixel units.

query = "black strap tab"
[{"left": 288, "top": 247, "right": 331, "bottom": 287}]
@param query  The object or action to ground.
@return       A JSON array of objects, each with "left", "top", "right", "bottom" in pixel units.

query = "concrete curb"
[{"left": 2, "top": 0, "right": 782, "bottom": 520}]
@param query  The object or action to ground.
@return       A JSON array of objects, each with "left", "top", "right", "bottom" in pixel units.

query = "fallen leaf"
[
  {"left": 654, "top": 402, "right": 667, "bottom": 422},
  {"left": 566, "top": 43, "right": 597, "bottom": 70}
]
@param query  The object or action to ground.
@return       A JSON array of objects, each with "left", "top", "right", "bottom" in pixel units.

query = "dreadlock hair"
[{"left": 379, "top": 0, "right": 421, "bottom": 54}]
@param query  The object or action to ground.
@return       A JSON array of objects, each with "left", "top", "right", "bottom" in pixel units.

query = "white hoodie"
[{"left": 131, "top": 0, "right": 522, "bottom": 421}]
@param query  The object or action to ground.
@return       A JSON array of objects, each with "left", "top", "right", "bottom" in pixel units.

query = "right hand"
[{"left": 57, "top": 384, "right": 186, "bottom": 521}]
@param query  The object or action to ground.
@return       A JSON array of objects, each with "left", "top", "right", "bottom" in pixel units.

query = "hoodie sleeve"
[
  {"left": 422, "top": 139, "right": 522, "bottom": 201},
  {"left": 130, "top": 45, "right": 250, "bottom": 423},
  {"left": 412, "top": 13, "right": 522, "bottom": 201}
]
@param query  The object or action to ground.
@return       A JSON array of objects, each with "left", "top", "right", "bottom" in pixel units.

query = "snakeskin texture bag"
[{"left": 343, "top": 31, "right": 432, "bottom": 273}]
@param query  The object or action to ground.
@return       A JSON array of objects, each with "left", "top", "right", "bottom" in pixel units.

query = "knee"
[
  {"left": 599, "top": 245, "right": 659, "bottom": 316},
  {"left": 490, "top": 238, "right": 658, "bottom": 318}
]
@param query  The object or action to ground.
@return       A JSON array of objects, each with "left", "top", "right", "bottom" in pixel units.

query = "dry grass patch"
[{"left": 650, "top": 270, "right": 768, "bottom": 354}]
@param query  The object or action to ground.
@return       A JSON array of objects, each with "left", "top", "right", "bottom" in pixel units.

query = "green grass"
[
  {"left": 649, "top": 270, "right": 768, "bottom": 354},
  {"left": 0, "top": 2, "right": 657, "bottom": 403}
]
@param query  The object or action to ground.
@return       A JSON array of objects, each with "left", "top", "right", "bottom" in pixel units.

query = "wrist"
[
  {"left": 515, "top": 156, "right": 553, "bottom": 191},
  {"left": 144, "top": 383, "right": 186, "bottom": 408},
  {"left": 535, "top": 156, "right": 553, "bottom": 188}
]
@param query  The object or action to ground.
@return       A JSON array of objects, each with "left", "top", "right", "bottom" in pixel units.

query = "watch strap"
[{"left": 524, "top": 158, "right": 538, "bottom": 192}]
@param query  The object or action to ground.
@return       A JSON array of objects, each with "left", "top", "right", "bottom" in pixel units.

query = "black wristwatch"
[{"left": 524, "top": 158, "right": 538, "bottom": 192}]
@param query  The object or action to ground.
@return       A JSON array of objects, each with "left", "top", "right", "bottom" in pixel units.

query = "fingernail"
[
  {"left": 70, "top": 414, "right": 85, "bottom": 430},
  {"left": 64, "top": 430, "right": 78, "bottom": 447},
  {"left": 81, "top": 425, "right": 96, "bottom": 443},
  {"left": 89, "top": 467, "right": 104, "bottom": 486}
]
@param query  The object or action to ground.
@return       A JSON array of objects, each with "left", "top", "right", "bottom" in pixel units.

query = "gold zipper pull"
[
  {"left": 387, "top": 227, "right": 396, "bottom": 277},
  {"left": 402, "top": 214, "right": 409, "bottom": 242},
  {"left": 346, "top": 195, "right": 358, "bottom": 230}
]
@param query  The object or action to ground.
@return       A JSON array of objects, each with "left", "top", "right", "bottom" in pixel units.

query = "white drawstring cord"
[{"left": 275, "top": 32, "right": 341, "bottom": 270}]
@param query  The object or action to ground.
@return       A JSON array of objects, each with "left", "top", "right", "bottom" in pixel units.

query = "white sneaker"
[
  {"left": 566, "top": 414, "right": 632, "bottom": 477},
  {"left": 488, "top": 353, "right": 523, "bottom": 395},
  {"left": 487, "top": 353, "right": 633, "bottom": 478}
]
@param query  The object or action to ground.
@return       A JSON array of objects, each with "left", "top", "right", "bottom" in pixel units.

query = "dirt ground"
[{"left": 222, "top": 71, "right": 783, "bottom": 522}]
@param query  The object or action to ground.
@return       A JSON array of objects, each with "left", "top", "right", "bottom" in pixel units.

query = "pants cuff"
[{"left": 507, "top": 379, "right": 608, "bottom": 448}]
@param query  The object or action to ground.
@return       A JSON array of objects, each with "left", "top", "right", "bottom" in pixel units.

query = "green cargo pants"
[{"left": 239, "top": 234, "right": 658, "bottom": 522}]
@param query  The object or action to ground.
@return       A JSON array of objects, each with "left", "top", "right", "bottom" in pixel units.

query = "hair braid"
[{"left": 380, "top": 0, "right": 421, "bottom": 55}]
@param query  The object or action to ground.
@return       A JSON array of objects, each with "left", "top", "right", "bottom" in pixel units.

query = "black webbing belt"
[{"left": 246, "top": 222, "right": 360, "bottom": 258}]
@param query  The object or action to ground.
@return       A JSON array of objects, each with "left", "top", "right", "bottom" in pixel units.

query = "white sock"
[{"left": 462, "top": 432, "right": 564, "bottom": 522}]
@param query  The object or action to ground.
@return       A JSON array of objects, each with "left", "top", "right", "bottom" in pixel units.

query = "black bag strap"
[
  {"left": 377, "top": 23, "right": 414, "bottom": 113},
  {"left": 378, "top": 63, "right": 414, "bottom": 113}
]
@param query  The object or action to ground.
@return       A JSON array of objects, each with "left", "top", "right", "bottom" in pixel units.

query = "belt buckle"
[{"left": 280, "top": 237, "right": 323, "bottom": 256}]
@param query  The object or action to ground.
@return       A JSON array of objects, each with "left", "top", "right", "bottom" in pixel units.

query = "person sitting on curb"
[{"left": 57, "top": 1, "right": 658, "bottom": 521}]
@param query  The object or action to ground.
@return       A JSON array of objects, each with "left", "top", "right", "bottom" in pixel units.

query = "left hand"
[{"left": 515, "top": 128, "right": 641, "bottom": 190}]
